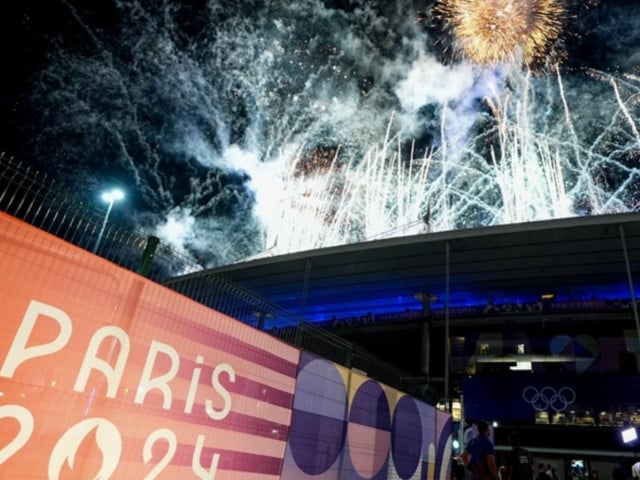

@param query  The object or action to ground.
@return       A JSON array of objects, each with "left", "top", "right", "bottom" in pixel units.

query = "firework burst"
[{"left": 433, "top": 0, "right": 566, "bottom": 68}]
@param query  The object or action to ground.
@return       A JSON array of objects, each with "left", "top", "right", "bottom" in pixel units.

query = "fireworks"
[
  {"left": 433, "top": 0, "right": 566, "bottom": 67},
  {"left": 257, "top": 68, "right": 640, "bottom": 257},
  {"left": 29, "top": 0, "right": 639, "bottom": 265}
]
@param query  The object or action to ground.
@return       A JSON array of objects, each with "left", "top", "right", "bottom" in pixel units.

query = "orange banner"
[{"left": 0, "top": 212, "right": 300, "bottom": 479}]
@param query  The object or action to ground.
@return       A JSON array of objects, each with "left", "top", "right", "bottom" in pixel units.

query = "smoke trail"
[
  {"left": 21, "top": 0, "right": 640, "bottom": 265},
  {"left": 30, "top": 0, "right": 422, "bottom": 264}
]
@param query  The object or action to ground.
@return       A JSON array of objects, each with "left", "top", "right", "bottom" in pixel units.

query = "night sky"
[{"left": 0, "top": 0, "right": 639, "bottom": 267}]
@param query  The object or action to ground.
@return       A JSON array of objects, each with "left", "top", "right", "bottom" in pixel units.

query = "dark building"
[{"left": 168, "top": 212, "right": 640, "bottom": 476}]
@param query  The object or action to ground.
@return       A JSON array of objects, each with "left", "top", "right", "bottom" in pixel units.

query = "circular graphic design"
[
  {"left": 348, "top": 380, "right": 391, "bottom": 478},
  {"left": 522, "top": 386, "right": 576, "bottom": 412},
  {"left": 392, "top": 395, "right": 422, "bottom": 479},
  {"left": 289, "top": 358, "right": 348, "bottom": 475}
]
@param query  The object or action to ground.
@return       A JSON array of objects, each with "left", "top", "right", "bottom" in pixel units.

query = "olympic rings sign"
[{"left": 522, "top": 386, "right": 576, "bottom": 412}]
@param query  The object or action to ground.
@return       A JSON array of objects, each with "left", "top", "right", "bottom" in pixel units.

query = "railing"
[
  {"left": 0, "top": 154, "right": 423, "bottom": 398},
  {"left": 0, "top": 155, "right": 202, "bottom": 282},
  {"left": 165, "top": 271, "right": 423, "bottom": 396},
  {"left": 165, "top": 270, "right": 303, "bottom": 329},
  {"left": 270, "top": 321, "right": 421, "bottom": 395}
]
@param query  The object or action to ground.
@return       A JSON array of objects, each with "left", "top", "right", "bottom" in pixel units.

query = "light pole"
[{"left": 93, "top": 188, "right": 124, "bottom": 253}]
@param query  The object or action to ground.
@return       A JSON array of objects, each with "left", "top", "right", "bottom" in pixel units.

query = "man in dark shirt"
[
  {"left": 612, "top": 458, "right": 626, "bottom": 480},
  {"left": 462, "top": 421, "right": 499, "bottom": 480},
  {"left": 502, "top": 431, "right": 533, "bottom": 480}
]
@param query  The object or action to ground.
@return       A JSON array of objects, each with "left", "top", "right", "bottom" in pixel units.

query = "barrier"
[{"left": 0, "top": 212, "right": 450, "bottom": 479}]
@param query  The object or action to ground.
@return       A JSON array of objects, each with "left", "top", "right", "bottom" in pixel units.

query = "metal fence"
[
  {"left": 0, "top": 154, "right": 203, "bottom": 281},
  {"left": 271, "top": 322, "right": 422, "bottom": 395},
  {"left": 0, "top": 154, "right": 421, "bottom": 397},
  {"left": 167, "top": 271, "right": 422, "bottom": 396},
  {"left": 165, "top": 270, "right": 303, "bottom": 329}
]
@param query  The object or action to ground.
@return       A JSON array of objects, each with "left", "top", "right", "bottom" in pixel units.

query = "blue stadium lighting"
[{"left": 301, "top": 284, "right": 637, "bottom": 324}]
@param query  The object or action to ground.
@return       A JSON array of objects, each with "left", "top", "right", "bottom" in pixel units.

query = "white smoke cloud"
[
  {"left": 154, "top": 207, "right": 197, "bottom": 254},
  {"left": 392, "top": 51, "right": 507, "bottom": 151},
  {"left": 222, "top": 145, "right": 285, "bottom": 230},
  {"left": 395, "top": 54, "right": 476, "bottom": 110},
  {"left": 178, "top": 129, "right": 219, "bottom": 168}
]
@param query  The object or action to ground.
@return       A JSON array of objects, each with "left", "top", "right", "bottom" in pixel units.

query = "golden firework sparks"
[{"left": 433, "top": 0, "right": 566, "bottom": 67}]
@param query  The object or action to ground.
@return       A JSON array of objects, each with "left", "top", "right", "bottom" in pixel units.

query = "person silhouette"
[
  {"left": 462, "top": 421, "right": 498, "bottom": 480},
  {"left": 502, "top": 431, "right": 533, "bottom": 480}
]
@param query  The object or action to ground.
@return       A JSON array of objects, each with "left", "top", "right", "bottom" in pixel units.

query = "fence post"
[
  {"left": 138, "top": 235, "right": 160, "bottom": 277},
  {"left": 345, "top": 345, "right": 352, "bottom": 369}
]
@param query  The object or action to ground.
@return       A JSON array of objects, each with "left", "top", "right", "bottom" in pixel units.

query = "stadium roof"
[{"left": 172, "top": 213, "right": 640, "bottom": 327}]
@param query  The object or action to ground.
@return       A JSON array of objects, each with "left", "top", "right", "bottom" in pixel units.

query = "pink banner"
[{"left": 0, "top": 212, "right": 299, "bottom": 479}]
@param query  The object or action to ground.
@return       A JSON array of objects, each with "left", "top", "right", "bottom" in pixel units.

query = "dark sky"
[
  {"left": 0, "top": 0, "right": 638, "bottom": 267},
  {"left": 3, "top": 0, "right": 634, "bottom": 162}
]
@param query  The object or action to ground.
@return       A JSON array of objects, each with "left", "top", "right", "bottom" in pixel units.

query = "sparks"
[{"left": 433, "top": 0, "right": 566, "bottom": 68}]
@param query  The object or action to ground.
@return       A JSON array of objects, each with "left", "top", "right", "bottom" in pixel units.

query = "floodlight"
[{"left": 622, "top": 426, "right": 637, "bottom": 444}]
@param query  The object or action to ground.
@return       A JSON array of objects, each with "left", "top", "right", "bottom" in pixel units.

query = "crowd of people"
[
  {"left": 612, "top": 458, "right": 640, "bottom": 480},
  {"left": 453, "top": 421, "right": 607, "bottom": 480},
  {"left": 454, "top": 421, "right": 535, "bottom": 480}
]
